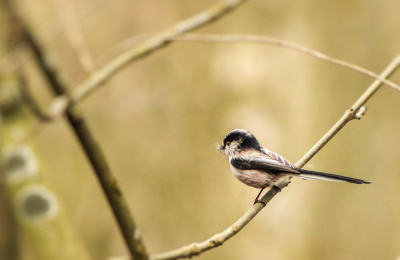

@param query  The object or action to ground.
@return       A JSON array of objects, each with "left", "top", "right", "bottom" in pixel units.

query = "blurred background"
[{"left": 1, "top": 0, "right": 400, "bottom": 259}]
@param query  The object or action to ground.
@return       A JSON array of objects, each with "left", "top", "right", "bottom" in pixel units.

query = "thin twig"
[
  {"left": 19, "top": 75, "right": 53, "bottom": 121},
  {"left": 141, "top": 55, "right": 400, "bottom": 260},
  {"left": 47, "top": 32, "right": 400, "bottom": 119},
  {"left": 52, "top": 0, "right": 96, "bottom": 73},
  {"left": 0, "top": 0, "right": 109, "bottom": 76},
  {"left": 88, "top": 33, "right": 400, "bottom": 94},
  {"left": 295, "top": 53, "right": 400, "bottom": 168},
  {"left": 148, "top": 192, "right": 276, "bottom": 260},
  {"left": 174, "top": 34, "right": 400, "bottom": 93},
  {"left": 45, "top": 0, "right": 248, "bottom": 118}
]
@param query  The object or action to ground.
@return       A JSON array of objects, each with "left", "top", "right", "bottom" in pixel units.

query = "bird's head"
[{"left": 218, "top": 129, "right": 260, "bottom": 157}]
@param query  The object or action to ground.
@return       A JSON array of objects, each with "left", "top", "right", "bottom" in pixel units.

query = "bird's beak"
[{"left": 216, "top": 143, "right": 225, "bottom": 152}]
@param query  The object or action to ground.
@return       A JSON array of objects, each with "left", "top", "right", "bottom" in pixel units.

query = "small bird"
[{"left": 218, "top": 129, "right": 370, "bottom": 204}]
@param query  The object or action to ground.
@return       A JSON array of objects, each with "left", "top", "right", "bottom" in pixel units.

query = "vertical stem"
[{"left": 23, "top": 27, "right": 149, "bottom": 260}]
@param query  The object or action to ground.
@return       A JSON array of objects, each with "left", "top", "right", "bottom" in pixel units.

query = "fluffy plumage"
[{"left": 219, "top": 129, "right": 370, "bottom": 190}]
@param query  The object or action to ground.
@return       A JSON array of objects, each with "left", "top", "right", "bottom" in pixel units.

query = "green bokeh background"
[{"left": 2, "top": 0, "right": 400, "bottom": 259}]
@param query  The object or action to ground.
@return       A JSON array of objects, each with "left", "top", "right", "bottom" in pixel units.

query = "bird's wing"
[{"left": 231, "top": 154, "right": 300, "bottom": 174}]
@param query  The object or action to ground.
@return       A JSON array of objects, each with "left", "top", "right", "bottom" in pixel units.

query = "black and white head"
[{"left": 219, "top": 129, "right": 261, "bottom": 157}]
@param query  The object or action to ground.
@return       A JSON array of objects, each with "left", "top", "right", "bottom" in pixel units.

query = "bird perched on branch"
[{"left": 218, "top": 129, "right": 370, "bottom": 205}]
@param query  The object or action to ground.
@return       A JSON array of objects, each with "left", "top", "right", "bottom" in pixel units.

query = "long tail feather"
[{"left": 298, "top": 169, "right": 371, "bottom": 184}]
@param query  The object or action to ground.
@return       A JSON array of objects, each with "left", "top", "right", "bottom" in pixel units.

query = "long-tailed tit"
[{"left": 218, "top": 129, "right": 370, "bottom": 204}]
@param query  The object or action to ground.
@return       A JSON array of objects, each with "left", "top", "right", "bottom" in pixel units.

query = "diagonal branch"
[
  {"left": 52, "top": 0, "right": 96, "bottom": 73},
  {"left": 144, "top": 54, "right": 400, "bottom": 260},
  {"left": 14, "top": 13, "right": 151, "bottom": 260},
  {"left": 295, "top": 53, "right": 400, "bottom": 168},
  {"left": 45, "top": 0, "right": 248, "bottom": 118}
]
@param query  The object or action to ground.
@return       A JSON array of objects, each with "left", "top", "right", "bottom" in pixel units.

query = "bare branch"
[
  {"left": 174, "top": 34, "right": 400, "bottom": 93},
  {"left": 295, "top": 53, "right": 400, "bottom": 168},
  {"left": 46, "top": 16, "right": 400, "bottom": 122},
  {"left": 50, "top": 32, "right": 400, "bottom": 121},
  {"left": 141, "top": 55, "right": 400, "bottom": 260}
]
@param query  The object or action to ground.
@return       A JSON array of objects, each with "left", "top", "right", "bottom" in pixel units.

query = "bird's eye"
[{"left": 226, "top": 141, "right": 230, "bottom": 146}]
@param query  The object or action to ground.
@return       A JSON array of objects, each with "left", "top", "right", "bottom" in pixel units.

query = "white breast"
[{"left": 229, "top": 164, "right": 276, "bottom": 189}]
